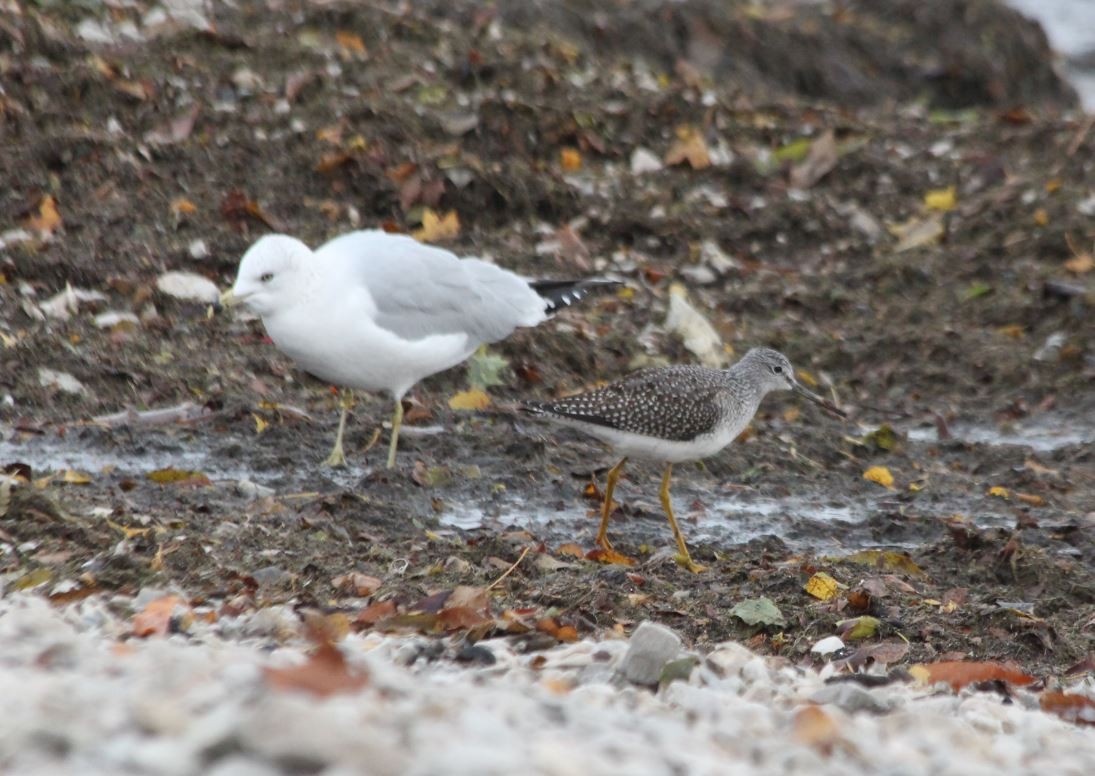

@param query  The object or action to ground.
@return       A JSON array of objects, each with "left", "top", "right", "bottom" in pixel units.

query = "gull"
[
  {"left": 221, "top": 230, "right": 615, "bottom": 468},
  {"left": 522, "top": 348, "right": 844, "bottom": 572}
]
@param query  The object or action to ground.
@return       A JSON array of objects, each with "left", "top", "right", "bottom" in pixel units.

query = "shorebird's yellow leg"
[
  {"left": 385, "top": 397, "right": 404, "bottom": 469},
  {"left": 659, "top": 463, "right": 706, "bottom": 573},
  {"left": 596, "top": 457, "right": 628, "bottom": 551},
  {"left": 323, "top": 389, "right": 354, "bottom": 467}
]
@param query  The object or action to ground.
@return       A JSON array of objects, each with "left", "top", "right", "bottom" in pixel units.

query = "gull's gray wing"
[{"left": 316, "top": 231, "right": 546, "bottom": 344}]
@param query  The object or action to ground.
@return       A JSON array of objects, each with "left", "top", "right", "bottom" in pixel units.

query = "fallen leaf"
[
  {"left": 335, "top": 30, "right": 367, "bottom": 58},
  {"left": 437, "top": 606, "right": 493, "bottom": 630},
  {"left": 844, "top": 549, "right": 924, "bottom": 576},
  {"left": 466, "top": 347, "right": 510, "bottom": 389},
  {"left": 889, "top": 214, "right": 944, "bottom": 252},
  {"left": 448, "top": 389, "right": 491, "bottom": 411},
  {"left": 805, "top": 571, "right": 842, "bottom": 601},
  {"left": 1033, "top": 207, "right": 1049, "bottom": 226},
  {"left": 333, "top": 572, "right": 382, "bottom": 597},
  {"left": 924, "top": 185, "right": 957, "bottom": 211},
  {"left": 60, "top": 469, "right": 92, "bottom": 485},
  {"left": 412, "top": 208, "right": 460, "bottom": 243},
  {"left": 145, "top": 104, "right": 200, "bottom": 145},
  {"left": 556, "top": 543, "right": 585, "bottom": 559},
  {"left": 355, "top": 599, "right": 397, "bottom": 626},
  {"left": 264, "top": 641, "right": 368, "bottom": 697},
  {"left": 664, "top": 283, "right": 725, "bottom": 367},
  {"left": 792, "top": 705, "right": 841, "bottom": 753},
  {"left": 1064, "top": 252, "right": 1093, "bottom": 275},
  {"left": 1040, "top": 692, "right": 1095, "bottom": 726},
  {"left": 838, "top": 615, "right": 880, "bottom": 640},
  {"left": 133, "top": 595, "right": 187, "bottom": 638},
  {"left": 146, "top": 468, "right": 212, "bottom": 486},
  {"left": 23, "top": 195, "right": 62, "bottom": 234},
  {"left": 908, "top": 660, "right": 1035, "bottom": 691},
  {"left": 789, "top": 130, "right": 838, "bottom": 189},
  {"left": 863, "top": 466, "right": 895, "bottom": 489},
  {"left": 586, "top": 547, "right": 636, "bottom": 566},
  {"left": 730, "top": 597, "right": 785, "bottom": 626},
  {"left": 664, "top": 125, "right": 710, "bottom": 170},
  {"left": 560, "top": 147, "right": 582, "bottom": 171},
  {"left": 1015, "top": 492, "right": 1045, "bottom": 507},
  {"left": 987, "top": 486, "right": 1010, "bottom": 499}
]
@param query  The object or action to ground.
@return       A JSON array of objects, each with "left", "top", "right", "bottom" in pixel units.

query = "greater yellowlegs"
[
  {"left": 522, "top": 347, "right": 844, "bottom": 572},
  {"left": 221, "top": 231, "right": 615, "bottom": 469}
]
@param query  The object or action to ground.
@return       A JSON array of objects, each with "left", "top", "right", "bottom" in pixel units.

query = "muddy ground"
[{"left": 1, "top": 1, "right": 1093, "bottom": 676}]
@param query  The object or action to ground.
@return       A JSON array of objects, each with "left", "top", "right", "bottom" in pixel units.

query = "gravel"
[{"left": 0, "top": 594, "right": 1093, "bottom": 775}]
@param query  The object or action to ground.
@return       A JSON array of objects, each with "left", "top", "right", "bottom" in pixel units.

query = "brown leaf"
[
  {"left": 355, "top": 599, "right": 397, "bottom": 627},
  {"left": 556, "top": 543, "right": 585, "bottom": 559},
  {"left": 585, "top": 547, "right": 636, "bottom": 566},
  {"left": 792, "top": 705, "right": 840, "bottom": 753},
  {"left": 333, "top": 572, "right": 382, "bottom": 597},
  {"left": 437, "top": 606, "right": 494, "bottom": 631},
  {"left": 145, "top": 104, "right": 200, "bottom": 145},
  {"left": 909, "top": 660, "right": 1035, "bottom": 691},
  {"left": 146, "top": 468, "right": 211, "bottom": 487},
  {"left": 664, "top": 125, "right": 711, "bottom": 170},
  {"left": 132, "top": 595, "right": 187, "bottom": 638},
  {"left": 264, "top": 641, "right": 368, "bottom": 697},
  {"left": 446, "top": 585, "right": 490, "bottom": 613},
  {"left": 221, "top": 189, "right": 285, "bottom": 231},
  {"left": 1040, "top": 692, "right": 1095, "bottom": 726},
  {"left": 790, "top": 130, "right": 838, "bottom": 189}
]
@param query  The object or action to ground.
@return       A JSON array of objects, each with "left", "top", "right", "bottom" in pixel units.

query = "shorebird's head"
[
  {"left": 220, "top": 234, "right": 312, "bottom": 317},
  {"left": 740, "top": 347, "right": 840, "bottom": 415}
]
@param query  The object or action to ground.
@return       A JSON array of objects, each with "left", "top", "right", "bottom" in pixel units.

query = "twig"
[{"left": 487, "top": 545, "right": 531, "bottom": 590}]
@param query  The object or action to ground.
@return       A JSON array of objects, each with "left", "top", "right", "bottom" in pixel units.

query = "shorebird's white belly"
[{"left": 565, "top": 423, "right": 741, "bottom": 463}]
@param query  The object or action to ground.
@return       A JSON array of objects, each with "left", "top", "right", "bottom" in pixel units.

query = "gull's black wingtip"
[{"left": 530, "top": 277, "right": 622, "bottom": 315}]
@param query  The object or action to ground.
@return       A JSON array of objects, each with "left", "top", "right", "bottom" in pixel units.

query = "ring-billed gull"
[
  {"left": 521, "top": 348, "right": 844, "bottom": 572},
  {"left": 221, "top": 230, "right": 616, "bottom": 469}
]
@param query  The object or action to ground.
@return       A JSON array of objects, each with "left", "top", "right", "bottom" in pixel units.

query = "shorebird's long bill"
[{"left": 792, "top": 381, "right": 846, "bottom": 419}]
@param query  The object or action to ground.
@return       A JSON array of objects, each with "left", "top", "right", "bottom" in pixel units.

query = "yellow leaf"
[
  {"left": 664, "top": 125, "right": 711, "bottom": 170},
  {"left": 171, "top": 197, "right": 197, "bottom": 216},
  {"left": 888, "top": 214, "right": 944, "bottom": 252},
  {"left": 252, "top": 413, "right": 269, "bottom": 434},
  {"left": 413, "top": 208, "right": 461, "bottom": 243},
  {"left": 61, "top": 469, "right": 92, "bottom": 485},
  {"left": 146, "top": 468, "right": 211, "bottom": 486},
  {"left": 987, "top": 486, "right": 1009, "bottom": 499},
  {"left": 795, "top": 369, "right": 819, "bottom": 388},
  {"left": 841, "top": 615, "right": 880, "bottom": 640},
  {"left": 1033, "top": 208, "right": 1049, "bottom": 226},
  {"left": 1045, "top": 179, "right": 1061, "bottom": 193},
  {"left": 804, "top": 571, "right": 841, "bottom": 601},
  {"left": 844, "top": 549, "right": 924, "bottom": 576},
  {"left": 996, "top": 324, "right": 1025, "bottom": 339},
  {"left": 1016, "top": 492, "right": 1045, "bottom": 507},
  {"left": 863, "top": 466, "right": 895, "bottom": 489},
  {"left": 335, "top": 30, "right": 367, "bottom": 57},
  {"left": 560, "top": 147, "right": 582, "bottom": 171},
  {"left": 448, "top": 389, "right": 491, "bottom": 411},
  {"left": 924, "top": 186, "right": 957, "bottom": 211},
  {"left": 24, "top": 195, "right": 62, "bottom": 234}
]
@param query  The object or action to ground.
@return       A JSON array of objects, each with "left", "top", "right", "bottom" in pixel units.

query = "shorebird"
[
  {"left": 522, "top": 347, "right": 843, "bottom": 572},
  {"left": 221, "top": 230, "right": 615, "bottom": 469}
]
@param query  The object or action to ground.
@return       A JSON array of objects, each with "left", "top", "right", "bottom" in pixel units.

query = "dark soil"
[{"left": 1, "top": 1, "right": 1093, "bottom": 676}]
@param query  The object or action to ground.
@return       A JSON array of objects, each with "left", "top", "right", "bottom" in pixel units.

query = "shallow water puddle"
[{"left": 905, "top": 413, "right": 1094, "bottom": 452}]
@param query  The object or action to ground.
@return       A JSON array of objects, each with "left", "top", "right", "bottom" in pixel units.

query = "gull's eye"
[{"left": 260, "top": 272, "right": 274, "bottom": 283}]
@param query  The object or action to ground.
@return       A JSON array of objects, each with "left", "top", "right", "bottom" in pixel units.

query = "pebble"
[
  {"left": 1, "top": 594, "right": 1094, "bottom": 775},
  {"left": 618, "top": 620, "right": 683, "bottom": 686}
]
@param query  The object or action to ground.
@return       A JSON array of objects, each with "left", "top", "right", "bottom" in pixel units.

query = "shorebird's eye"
[
  {"left": 772, "top": 365, "right": 783, "bottom": 374},
  {"left": 260, "top": 272, "right": 274, "bottom": 283}
]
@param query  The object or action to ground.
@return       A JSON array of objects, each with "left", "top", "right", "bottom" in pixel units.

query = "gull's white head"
[{"left": 224, "top": 234, "right": 312, "bottom": 317}]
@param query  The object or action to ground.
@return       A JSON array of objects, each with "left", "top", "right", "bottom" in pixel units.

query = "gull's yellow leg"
[
  {"left": 596, "top": 457, "right": 627, "bottom": 551},
  {"left": 385, "top": 397, "right": 404, "bottom": 469},
  {"left": 659, "top": 463, "right": 706, "bottom": 573},
  {"left": 323, "top": 389, "right": 354, "bottom": 467}
]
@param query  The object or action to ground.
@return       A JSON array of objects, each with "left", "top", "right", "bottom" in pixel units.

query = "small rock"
[
  {"left": 630, "top": 147, "right": 663, "bottom": 174},
  {"left": 38, "top": 368, "right": 86, "bottom": 395},
  {"left": 188, "top": 239, "right": 210, "bottom": 259},
  {"left": 93, "top": 310, "right": 140, "bottom": 329},
  {"left": 454, "top": 644, "right": 496, "bottom": 666},
  {"left": 810, "top": 683, "right": 897, "bottom": 714},
  {"left": 156, "top": 271, "right": 220, "bottom": 303},
  {"left": 811, "top": 635, "right": 846, "bottom": 656},
  {"left": 619, "top": 621, "right": 682, "bottom": 686},
  {"left": 235, "top": 479, "right": 275, "bottom": 499}
]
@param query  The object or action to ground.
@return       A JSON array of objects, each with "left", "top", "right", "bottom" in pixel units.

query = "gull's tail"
[{"left": 529, "top": 278, "right": 621, "bottom": 315}]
